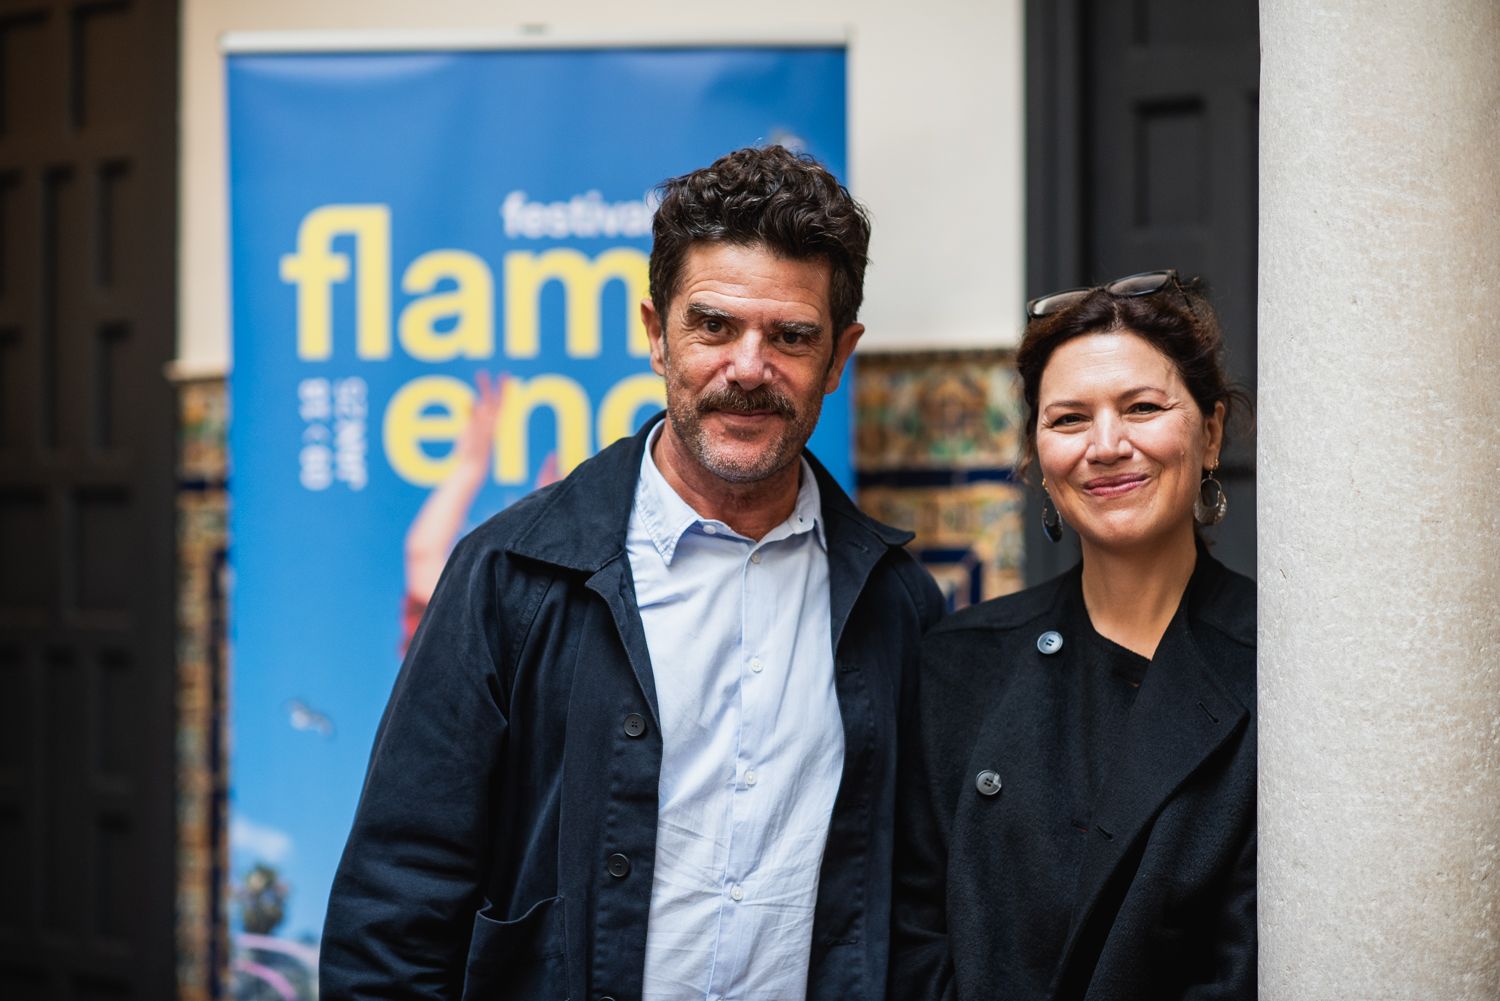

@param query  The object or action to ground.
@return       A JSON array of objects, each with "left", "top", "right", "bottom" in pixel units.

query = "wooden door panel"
[{"left": 0, "top": 2, "right": 178, "bottom": 998}]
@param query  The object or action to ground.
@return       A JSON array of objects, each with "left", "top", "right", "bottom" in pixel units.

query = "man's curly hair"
[{"left": 648, "top": 145, "right": 872, "bottom": 337}]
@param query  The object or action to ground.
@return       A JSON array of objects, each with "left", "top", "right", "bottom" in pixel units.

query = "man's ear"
[
  {"left": 642, "top": 299, "right": 667, "bottom": 377},
  {"left": 823, "top": 323, "right": 865, "bottom": 394}
]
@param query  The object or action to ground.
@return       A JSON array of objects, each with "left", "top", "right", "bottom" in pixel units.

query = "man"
[{"left": 321, "top": 145, "right": 943, "bottom": 1001}]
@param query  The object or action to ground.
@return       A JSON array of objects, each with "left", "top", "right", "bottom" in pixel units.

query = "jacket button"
[
  {"left": 975, "top": 769, "right": 1002, "bottom": 796},
  {"left": 606, "top": 853, "right": 631, "bottom": 878},
  {"left": 1036, "top": 630, "right": 1064, "bottom": 655},
  {"left": 623, "top": 712, "right": 647, "bottom": 738}
]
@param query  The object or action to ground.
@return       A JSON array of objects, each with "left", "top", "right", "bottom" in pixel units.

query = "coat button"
[
  {"left": 607, "top": 853, "right": 631, "bottom": 878},
  {"left": 1036, "top": 630, "right": 1064, "bottom": 655},
  {"left": 623, "top": 712, "right": 647, "bottom": 738},
  {"left": 975, "top": 769, "right": 1002, "bottom": 796}
]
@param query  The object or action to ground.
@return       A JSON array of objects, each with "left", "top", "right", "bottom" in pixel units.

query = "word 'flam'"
[{"left": 281, "top": 205, "right": 651, "bottom": 362}]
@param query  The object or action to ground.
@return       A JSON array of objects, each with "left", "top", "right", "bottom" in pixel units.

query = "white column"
[{"left": 1259, "top": 1, "right": 1500, "bottom": 997}]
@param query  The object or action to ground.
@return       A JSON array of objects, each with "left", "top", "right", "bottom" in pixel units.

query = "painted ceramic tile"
[
  {"left": 855, "top": 351, "right": 1023, "bottom": 470},
  {"left": 853, "top": 349, "right": 1028, "bottom": 608}
]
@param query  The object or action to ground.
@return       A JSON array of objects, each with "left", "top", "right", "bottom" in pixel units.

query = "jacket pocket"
[{"left": 460, "top": 895, "right": 569, "bottom": 1001}]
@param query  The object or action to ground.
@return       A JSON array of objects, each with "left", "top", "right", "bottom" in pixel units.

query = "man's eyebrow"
[
  {"left": 684, "top": 302, "right": 740, "bottom": 323},
  {"left": 770, "top": 319, "right": 824, "bottom": 338}
]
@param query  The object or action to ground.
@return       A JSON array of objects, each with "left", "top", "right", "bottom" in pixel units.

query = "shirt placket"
[{"left": 710, "top": 537, "right": 774, "bottom": 1001}]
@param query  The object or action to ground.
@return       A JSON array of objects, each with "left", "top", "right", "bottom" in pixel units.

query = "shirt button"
[
  {"left": 1037, "top": 630, "right": 1064, "bottom": 655},
  {"left": 703, "top": 524, "right": 718, "bottom": 535},
  {"left": 750, "top": 551, "right": 762, "bottom": 564},
  {"left": 975, "top": 770, "right": 1003, "bottom": 796},
  {"left": 607, "top": 853, "right": 631, "bottom": 878},
  {"left": 744, "top": 769, "right": 758, "bottom": 787},
  {"left": 749, "top": 658, "right": 764, "bottom": 673},
  {"left": 730, "top": 884, "right": 745, "bottom": 902},
  {"left": 623, "top": 713, "right": 647, "bottom": 738}
]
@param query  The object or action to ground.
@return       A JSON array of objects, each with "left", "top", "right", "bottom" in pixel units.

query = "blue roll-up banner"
[{"left": 226, "top": 42, "right": 849, "bottom": 993}]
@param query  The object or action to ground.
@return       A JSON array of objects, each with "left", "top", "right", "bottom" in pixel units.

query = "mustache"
[{"left": 697, "top": 385, "right": 797, "bottom": 419}]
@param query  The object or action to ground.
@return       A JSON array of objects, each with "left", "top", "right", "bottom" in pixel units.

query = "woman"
[{"left": 890, "top": 271, "right": 1255, "bottom": 1001}]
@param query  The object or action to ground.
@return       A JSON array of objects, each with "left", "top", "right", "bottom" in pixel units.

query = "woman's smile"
[{"left": 1082, "top": 472, "right": 1150, "bottom": 498}]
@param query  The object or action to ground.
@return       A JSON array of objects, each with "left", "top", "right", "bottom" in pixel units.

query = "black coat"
[
  {"left": 890, "top": 553, "right": 1255, "bottom": 1001},
  {"left": 320, "top": 416, "right": 945, "bottom": 1001}
]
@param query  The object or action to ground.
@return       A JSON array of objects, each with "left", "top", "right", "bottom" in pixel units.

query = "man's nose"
[{"left": 724, "top": 329, "right": 772, "bottom": 389}]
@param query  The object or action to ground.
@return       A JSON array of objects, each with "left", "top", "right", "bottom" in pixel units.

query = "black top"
[{"left": 1067, "top": 580, "right": 1150, "bottom": 802}]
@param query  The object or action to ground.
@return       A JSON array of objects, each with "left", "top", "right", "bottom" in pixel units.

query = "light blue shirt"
[{"left": 629, "top": 425, "right": 844, "bottom": 1001}]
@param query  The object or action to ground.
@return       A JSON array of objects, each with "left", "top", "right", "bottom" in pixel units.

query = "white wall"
[{"left": 177, "top": 0, "right": 1025, "bottom": 373}]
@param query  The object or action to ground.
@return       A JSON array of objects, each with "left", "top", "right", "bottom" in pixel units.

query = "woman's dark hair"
[
  {"left": 1014, "top": 278, "right": 1252, "bottom": 484},
  {"left": 649, "top": 145, "right": 871, "bottom": 336}
]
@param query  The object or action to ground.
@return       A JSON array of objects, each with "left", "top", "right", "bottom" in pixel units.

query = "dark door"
[
  {"left": 0, "top": 2, "right": 179, "bottom": 998},
  {"left": 1025, "top": 0, "right": 1259, "bottom": 582}
]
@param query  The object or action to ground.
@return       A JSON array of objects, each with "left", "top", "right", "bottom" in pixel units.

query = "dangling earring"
[
  {"left": 1040, "top": 477, "right": 1063, "bottom": 543},
  {"left": 1194, "top": 461, "right": 1228, "bottom": 526}
]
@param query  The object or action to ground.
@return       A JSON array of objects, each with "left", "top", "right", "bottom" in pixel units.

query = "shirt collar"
[{"left": 634, "top": 422, "right": 826, "bottom": 566}]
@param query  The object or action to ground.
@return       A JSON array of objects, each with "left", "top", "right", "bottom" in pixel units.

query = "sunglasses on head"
[{"left": 1025, "top": 269, "right": 1187, "bottom": 319}]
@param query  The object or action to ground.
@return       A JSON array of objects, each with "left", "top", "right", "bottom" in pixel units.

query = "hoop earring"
[
  {"left": 1040, "top": 478, "right": 1063, "bottom": 543},
  {"left": 1194, "top": 463, "right": 1228, "bottom": 526}
]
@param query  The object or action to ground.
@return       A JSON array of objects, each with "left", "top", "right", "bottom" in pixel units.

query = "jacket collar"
[
  {"left": 506, "top": 412, "right": 911, "bottom": 572},
  {"left": 506, "top": 413, "right": 914, "bottom": 725}
]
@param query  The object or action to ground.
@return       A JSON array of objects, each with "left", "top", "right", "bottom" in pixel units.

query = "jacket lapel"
[
  {"left": 507, "top": 419, "right": 661, "bottom": 722},
  {"left": 808, "top": 454, "right": 914, "bottom": 653},
  {"left": 1052, "top": 575, "right": 1250, "bottom": 984},
  {"left": 584, "top": 557, "right": 661, "bottom": 726}
]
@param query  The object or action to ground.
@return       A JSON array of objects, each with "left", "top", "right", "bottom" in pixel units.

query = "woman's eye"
[
  {"left": 1128, "top": 402, "right": 1163, "bottom": 414},
  {"left": 1051, "top": 413, "right": 1085, "bottom": 427}
]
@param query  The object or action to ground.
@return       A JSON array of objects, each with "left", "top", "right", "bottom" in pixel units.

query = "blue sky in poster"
[{"left": 227, "top": 47, "right": 848, "bottom": 941}]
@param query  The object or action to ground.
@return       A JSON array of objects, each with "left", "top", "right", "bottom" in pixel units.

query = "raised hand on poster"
[
  {"left": 403, "top": 372, "right": 505, "bottom": 611},
  {"left": 400, "top": 376, "right": 569, "bottom": 650}
]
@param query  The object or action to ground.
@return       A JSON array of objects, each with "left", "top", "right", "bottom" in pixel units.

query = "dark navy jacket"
[{"left": 321, "top": 417, "right": 944, "bottom": 1001}]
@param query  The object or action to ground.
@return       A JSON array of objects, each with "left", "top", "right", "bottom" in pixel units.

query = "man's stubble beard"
[{"left": 663, "top": 366, "right": 824, "bottom": 485}]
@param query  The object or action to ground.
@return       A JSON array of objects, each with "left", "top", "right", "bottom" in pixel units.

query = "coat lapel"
[
  {"left": 824, "top": 522, "right": 886, "bottom": 654},
  {"left": 585, "top": 557, "right": 661, "bottom": 726},
  {"left": 809, "top": 454, "right": 914, "bottom": 653},
  {"left": 508, "top": 418, "right": 660, "bottom": 721},
  {"left": 1052, "top": 577, "right": 1250, "bottom": 984}
]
